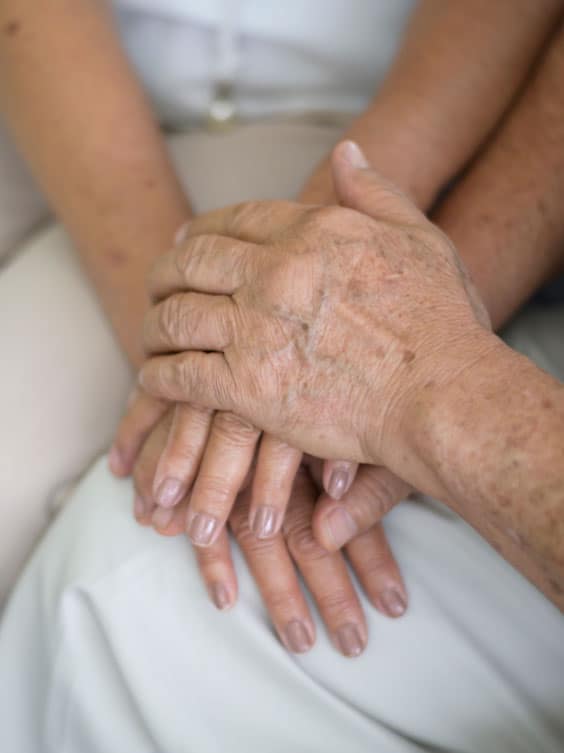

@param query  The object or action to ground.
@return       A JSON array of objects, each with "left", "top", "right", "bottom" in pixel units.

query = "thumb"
[{"left": 331, "top": 141, "right": 423, "bottom": 226}]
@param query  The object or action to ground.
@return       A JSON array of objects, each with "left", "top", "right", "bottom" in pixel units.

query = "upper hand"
[
  {"left": 120, "top": 408, "right": 409, "bottom": 656},
  {"left": 140, "top": 141, "right": 491, "bottom": 491}
]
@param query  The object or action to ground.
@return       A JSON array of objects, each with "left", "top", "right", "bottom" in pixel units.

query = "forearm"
[
  {"left": 300, "top": 0, "right": 562, "bottom": 208},
  {"left": 403, "top": 335, "right": 564, "bottom": 607},
  {"left": 0, "top": 0, "right": 190, "bottom": 366},
  {"left": 434, "top": 17, "right": 564, "bottom": 330}
]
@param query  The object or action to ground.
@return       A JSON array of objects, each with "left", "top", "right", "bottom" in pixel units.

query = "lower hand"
[{"left": 125, "top": 410, "right": 409, "bottom": 655}]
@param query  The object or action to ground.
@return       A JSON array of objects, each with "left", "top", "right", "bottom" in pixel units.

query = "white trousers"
[
  {"left": 0, "top": 122, "right": 563, "bottom": 752},
  {"left": 0, "top": 119, "right": 341, "bottom": 605}
]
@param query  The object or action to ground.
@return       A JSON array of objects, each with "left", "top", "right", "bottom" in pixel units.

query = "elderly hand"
[
  {"left": 124, "top": 410, "right": 409, "bottom": 656},
  {"left": 110, "top": 383, "right": 363, "bottom": 545},
  {"left": 140, "top": 141, "right": 491, "bottom": 498}
]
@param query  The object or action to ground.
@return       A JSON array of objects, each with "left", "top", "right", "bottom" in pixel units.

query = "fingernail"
[
  {"left": 325, "top": 507, "right": 357, "bottom": 549},
  {"left": 156, "top": 478, "right": 183, "bottom": 508},
  {"left": 379, "top": 588, "right": 407, "bottom": 618},
  {"left": 250, "top": 505, "right": 281, "bottom": 539},
  {"left": 210, "top": 582, "right": 232, "bottom": 611},
  {"left": 173, "top": 221, "right": 190, "bottom": 246},
  {"left": 187, "top": 512, "right": 219, "bottom": 547},
  {"left": 134, "top": 495, "right": 146, "bottom": 520},
  {"left": 283, "top": 620, "right": 313, "bottom": 654},
  {"left": 334, "top": 623, "right": 365, "bottom": 658},
  {"left": 152, "top": 505, "right": 175, "bottom": 530},
  {"left": 328, "top": 469, "right": 350, "bottom": 500},
  {"left": 108, "top": 446, "right": 124, "bottom": 475},
  {"left": 341, "top": 140, "right": 369, "bottom": 169}
]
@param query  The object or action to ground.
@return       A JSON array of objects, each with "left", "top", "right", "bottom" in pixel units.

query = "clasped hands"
[{"left": 109, "top": 141, "right": 492, "bottom": 657}]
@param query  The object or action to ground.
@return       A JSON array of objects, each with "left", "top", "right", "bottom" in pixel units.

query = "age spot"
[
  {"left": 402, "top": 350, "right": 415, "bottom": 364},
  {"left": 2, "top": 19, "right": 20, "bottom": 36}
]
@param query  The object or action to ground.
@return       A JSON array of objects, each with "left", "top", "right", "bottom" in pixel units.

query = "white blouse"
[{"left": 113, "top": 0, "right": 414, "bottom": 125}]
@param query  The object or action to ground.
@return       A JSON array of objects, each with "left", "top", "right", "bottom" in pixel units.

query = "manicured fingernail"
[
  {"left": 108, "top": 446, "right": 124, "bottom": 475},
  {"left": 379, "top": 588, "right": 407, "bottom": 618},
  {"left": 210, "top": 582, "right": 232, "bottom": 611},
  {"left": 341, "top": 140, "right": 369, "bottom": 169},
  {"left": 156, "top": 478, "right": 183, "bottom": 508},
  {"left": 134, "top": 495, "right": 146, "bottom": 520},
  {"left": 250, "top": 505, "right": 281, "bottom": 539},
  {"left": 174, "top": 221, "right": 190, "bottom": 246},
  {"left": 325, "top": 507, "right": 357, "bottom": 549},
  {"left": 187, "top": 512, "right": 219, "bottom": 546},
  {"left": 152, "top": 505, "right": 175, "bottom": 530},
  {"left": 283, "top": 620, "right": 313, "bottom": 654},
  {"left": 328, "top": 469, "right": 350, "bottom": 500},
  {"left": 334, "top": 623, "right": 365, "bottom": 658}
]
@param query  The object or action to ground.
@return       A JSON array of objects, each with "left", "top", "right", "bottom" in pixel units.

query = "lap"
[
  {"left": 0, "top": 120, "right": 340, "bottom": 604},
  {"left": 1, "top": 455, "right": 563, "bottom": 753}
]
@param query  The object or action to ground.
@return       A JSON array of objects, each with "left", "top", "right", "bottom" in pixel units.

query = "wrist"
[{"left": 366, "top": 327, "right": 502, "bottom": 502}]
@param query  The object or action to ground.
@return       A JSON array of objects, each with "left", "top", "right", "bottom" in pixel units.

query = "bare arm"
[
  {"left": 407, "top": 332, "right": 564, "bottom": 609},
  {"left": 434, "top": 17, "right": 564, "bottom": 329},
  {"left": 0, "top": 0, "right": 190, "bottom": 366},
  {"left": 300, "top": 0, "right": 563, "bottom": 210}
]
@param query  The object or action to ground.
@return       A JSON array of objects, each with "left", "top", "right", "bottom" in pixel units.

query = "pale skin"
[{"left": 140, "top": 141, "right": 564, "bottom": 610}]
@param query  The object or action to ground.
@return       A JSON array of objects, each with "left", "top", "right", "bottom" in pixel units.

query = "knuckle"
[
  {"left": 233, "top": 523, "right": 274, "bottom": 555},
  {"left": 171, "top": 356, "right": 193, "bottom": 393},
  {"left": 361, "top": 473, "right": 405, "bottom": 518},
  {"left": 286, "top": 522, "right": 327, "bottom": 562},
  {"left": 196, "top": 547, "right": 225, "bottom": 566},
  {"left": 316, "top": 587, "right": 356, "bottom": 617},
  {"left": 261, "top": 589, "right": 303, "bottom": 615},
  {"left": 157, "top": 294, "right": 185, "bottom": 344},
  {"left": 231, "top": 201, "right": 261, "bottom": 233},
  {"left": 194, "top": 474, "right": 234, "bottom": 507},
  {"left": 175, "top": 239, "right": 198, "bottom": 279},
  {"left": 355, "top": 547, "right": 394, "bottom": 576},
  {"left": 303, "top": 204, "right": 342, "bottom": 233},
  {"left": 212, "top": 411, "right": 258, "bottom": 446}
]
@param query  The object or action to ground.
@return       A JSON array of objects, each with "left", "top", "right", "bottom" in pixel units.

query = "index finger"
[
  {"left": 184, "top": 200, "right": 307, "bottom": 244},
  {"left": 149, "top": 235, "right": 260, "bottom": 302}
]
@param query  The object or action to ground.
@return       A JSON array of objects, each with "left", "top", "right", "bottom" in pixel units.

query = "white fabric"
[
  {"left": 1, "top": 124, "right": 564, "bottom": 749},
  {"left": 1, "top": 396, "right": 564, "bottom": 752},
  {"left": 0, "top": 120, "right": 343, "bottom": 606},
  {"left": 114, "top": 0, "right": 414, "bottom": 124}
]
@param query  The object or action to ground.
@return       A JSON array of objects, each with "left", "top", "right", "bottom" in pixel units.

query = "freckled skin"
[
  {"left": 2, "top": 19, "right": 20, "bottom": 36},
  {"left": 143, "top": 149, "right": 564, "bottom": 610}
]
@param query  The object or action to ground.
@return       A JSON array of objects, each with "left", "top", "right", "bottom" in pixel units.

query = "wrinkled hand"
[
  {"left": 121, "top": 410, "right": 409, "bottom": 656},
  {"left": 110, "top": 386, "right": 360, "bottom": 546},
  {"left": 140, "top": 141, "right": 491, "bottom": 495}
]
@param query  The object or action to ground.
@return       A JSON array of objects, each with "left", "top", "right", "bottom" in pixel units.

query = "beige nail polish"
[
  {"left": 335, "top": 623, "right": 364, "bottom": 657},
  {"left": 187, "top": 512, "right": 219, "bottom": 546},
  {"left": 250, "top": 506, "right": 281, "bottom": 539},
  {"left": 152, "top": 505, "right": 175, "bottom": 530},
  {"left": 156, "top": 478, "right": 183, "bottom": 509},
  {"left": 210, "top": 582, "right": 232, "bottom": 611},
  {"left": 379, "top": 588, "right": 407, "bottom": 618},
  {"left": 328, "top": 469, "right": 349, "bottom": 500},
  {"left": 283, "top": 620, "right": 313, "bottom": 654}
]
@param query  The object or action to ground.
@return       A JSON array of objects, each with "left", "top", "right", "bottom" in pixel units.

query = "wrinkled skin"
[{"left": 140, "top": 142, "right": 492, "bottom": 480}]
